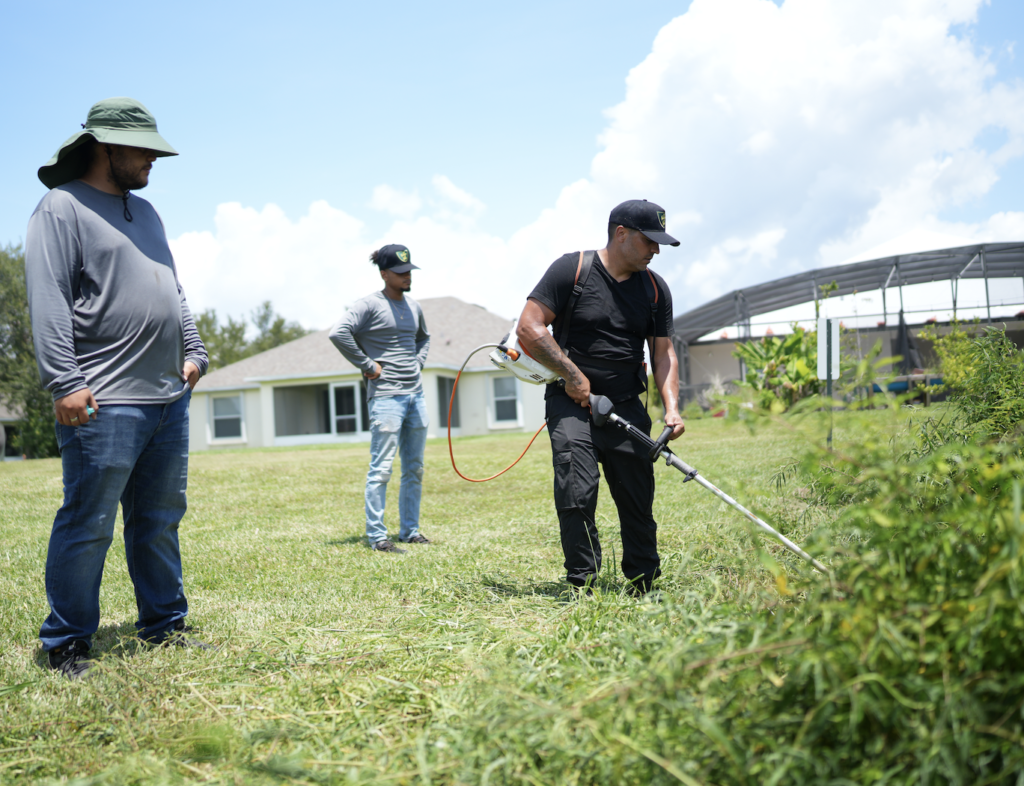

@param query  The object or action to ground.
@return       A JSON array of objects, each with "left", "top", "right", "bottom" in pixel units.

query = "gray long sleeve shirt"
[
  {"left": 26, "top": 181, "right": 208, "bottom": 404},
  {"left": 329, "top": 291, "right": 430, "bottom": 399}
]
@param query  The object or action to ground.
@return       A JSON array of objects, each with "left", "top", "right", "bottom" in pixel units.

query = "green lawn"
[{"left": 0, "top": 414, "right": 830, "bottom": 784}]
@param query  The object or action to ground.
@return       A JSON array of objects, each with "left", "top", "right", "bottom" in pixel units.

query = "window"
[
  {"left": 334, "top": 385, "right": 358, "bottom": 433},
  {"left": 274, "top": 385, "right": 330, "bottom": 436},
  {"left": 493, "top": 377, "right": 518, "bottom": 422},
  {"left": 212, "top": 395, "right": 243, "bottom": 439},
  {"left": 437, "top": 376, "right": 460, "bottom": 428}
]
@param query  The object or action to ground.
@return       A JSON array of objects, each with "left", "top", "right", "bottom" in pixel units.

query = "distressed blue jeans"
[
  {"left": 365, "top": 392, "right": 428, "bottom": 544},
  {"left": 39, "top": 389, "right": 192, "bottom": 651}
]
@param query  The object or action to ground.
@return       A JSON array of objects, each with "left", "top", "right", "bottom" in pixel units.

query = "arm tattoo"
[{"left": 528, "top": 333, "right": 586, "bottom": 387}]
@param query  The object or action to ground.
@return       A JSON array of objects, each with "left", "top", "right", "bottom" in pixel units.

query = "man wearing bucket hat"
[
  {"left": 26, "top": 98, "right": 209, "bottom": 678},
  {"left": 517, "top": 199, "right": 685, "bottom": 595},
  {"left": 329, "top": 245, "right": 432, "bottom": 553}
]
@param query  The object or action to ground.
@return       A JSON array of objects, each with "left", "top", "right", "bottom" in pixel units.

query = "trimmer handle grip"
[{"left": 648, "top": 425, "right": 673, "bottom": 462}]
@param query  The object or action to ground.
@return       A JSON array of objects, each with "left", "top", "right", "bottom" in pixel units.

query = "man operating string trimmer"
[{"left": 516, "top": 200, "right": 684, "bottom": 595}]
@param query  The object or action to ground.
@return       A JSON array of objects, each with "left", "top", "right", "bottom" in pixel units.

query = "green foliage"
[
  {"left": 248, "top": 301, "right": 311, "bottom": 355},
  {"left": 946, "top": 327, "right": 1024, "bottom": 439},
  {"left": 194, "top": 309, "right": 249, "bottom": 370},
  {"left": 733, "top": 325, "right": 821, "bottom": 411},
  {"left": 681, "top": 399, "right": 705, "bottom": 420},
  {"left": 0, "top": 244, "right": 58, "bottom": 458},
  {"left": 195, "top": 300, "right": 309, "bottom": 370},
  {"left": 763, "top": 420, "right": 1024, "bottom": 781},
  {"left": 814, "top": 279, "right": 839, "bottom": 318},
  {"left": 918, "top": 319, "right": 981, "bottom": 389}
]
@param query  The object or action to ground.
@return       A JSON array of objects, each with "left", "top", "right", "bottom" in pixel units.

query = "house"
[{"left": 188, "top": 297, "right": 546, "bottom": 451}]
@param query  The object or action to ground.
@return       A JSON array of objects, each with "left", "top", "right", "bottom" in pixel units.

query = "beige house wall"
[
  {"left": 687, "top": 341, "right": 743, "bottom": 385},
  {"left": 188, "top": 368, "right": 546, "bottom": 452}
]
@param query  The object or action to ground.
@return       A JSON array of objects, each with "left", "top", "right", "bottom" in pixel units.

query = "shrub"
[
  {"left": 918, "top": 319, "right": 981, "bottom": 390},
  {"left": 947, "top": 327, "right": 1024, "bottom": 439},
  {"left": 733, "top": 325, "right": 821, "bottom": 411},
  {"left": 681, "top": 399, "right": 705, "bottom": 420}
]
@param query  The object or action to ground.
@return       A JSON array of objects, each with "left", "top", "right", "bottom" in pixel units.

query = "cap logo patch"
[
  {"left": 396, "top": 249, "right": 410, "bottom": 263},
  {"left": 657, "top": 211, "right": 666, "bottom": 229}
]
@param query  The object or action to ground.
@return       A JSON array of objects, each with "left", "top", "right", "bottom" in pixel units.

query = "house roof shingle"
[{"left": 199, "top": 296, "right": 515, "bottom": 390}]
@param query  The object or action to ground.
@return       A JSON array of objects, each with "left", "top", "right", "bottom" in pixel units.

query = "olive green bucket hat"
[{"left": 38, "top": 97, "right": 178, "bottom": 189}]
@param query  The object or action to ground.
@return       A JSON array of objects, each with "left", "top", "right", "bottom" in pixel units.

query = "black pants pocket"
[{"left": 552, "top": 450, "right": 577, "bottom": 510}]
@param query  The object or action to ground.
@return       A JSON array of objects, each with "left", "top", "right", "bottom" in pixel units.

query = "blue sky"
[
  {"left": 2, "top": 0, "right": 683, "bottom": 243},
  {"left": 3, "top": 0, "right": 1023, "bottom": 326}
]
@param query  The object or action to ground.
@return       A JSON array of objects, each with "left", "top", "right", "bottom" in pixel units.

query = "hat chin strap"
[{"left": 104, "top": 144, "right": 134, "bottom": 223}]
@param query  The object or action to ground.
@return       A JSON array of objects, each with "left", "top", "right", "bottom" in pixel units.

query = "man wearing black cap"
[
  {"left": 517, "top": 200, "right": 684, "bottom": 594},
  {"left": 330, "top": 245, "right": 432, "bottom": 553}
]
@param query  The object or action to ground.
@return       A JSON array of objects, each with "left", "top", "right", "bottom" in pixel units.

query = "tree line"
[{"left": 0, "top": 244, "right": 308, "bottom": 458}]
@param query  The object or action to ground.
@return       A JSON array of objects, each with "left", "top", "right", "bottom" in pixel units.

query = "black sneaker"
[
  {"left": 47, "top": 640, "right": 93, "bottom": 679},
  {"left": 163, "top": 619, "right": 213, "bottom": 650},
  {"left": 399, "top": 534, "right": 431, "bottom": 544},
  {"left": 372, "top": 539, "right": 407, "bottom": 553}
]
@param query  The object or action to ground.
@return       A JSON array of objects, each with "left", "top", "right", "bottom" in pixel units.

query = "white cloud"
[
  {"left": 431, "top": 175, "right": 485, "bottom": 215},
  {"left": 172, "top": 0, "right": 1024, "bottom": 332},
  {"left": 368, "top": 184, "right": 421, "bottom": 218},
  {"left": 742, "top": 130, "right": 776, "bottom": 155},
  {"left": 171, "top": 200, "right": 370, "bottom": 331}
]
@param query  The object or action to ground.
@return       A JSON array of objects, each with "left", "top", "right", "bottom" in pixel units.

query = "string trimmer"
[{"left": 588, "top": 393, "right": 829, "bottom": 575}]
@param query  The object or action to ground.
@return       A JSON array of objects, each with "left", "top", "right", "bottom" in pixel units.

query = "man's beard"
[{"left": 109, "top": 151, "right": 148, "bottom": 192}]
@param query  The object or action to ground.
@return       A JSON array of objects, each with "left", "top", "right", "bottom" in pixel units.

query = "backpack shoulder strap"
[
  {"left": 642, "top": 268, "right": 659, "bottom": 310},
  {"left": 642, "top": 269, "right": 659, "bottom": 372},
  {"left": 555, "top": 250, "right": 595, "bottom": 351}
]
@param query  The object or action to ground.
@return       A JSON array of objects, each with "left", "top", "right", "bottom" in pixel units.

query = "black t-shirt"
[{"left": 528, "top": 251, "right": 674, "bottom": 401}]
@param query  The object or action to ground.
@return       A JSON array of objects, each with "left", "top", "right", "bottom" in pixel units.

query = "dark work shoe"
[
  {"left": 399, "top": 534, "right": 431, "bottom": 544},
  {"left": 372, "top": 539, "right": 407, "bottom": 554},
  {"left": 47, "top": 640, "right": 93, "bottom": 679},
  {"left": 163, "top": 619, "right": 213, "bottom": 650}
]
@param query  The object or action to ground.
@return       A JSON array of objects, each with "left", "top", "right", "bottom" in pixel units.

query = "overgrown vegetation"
[
  {"left": 944, "top": 326, "right": 1024, "bottom": 440},
  {"left": 918, "top": 319, "right": 981, "bottom": 391}
]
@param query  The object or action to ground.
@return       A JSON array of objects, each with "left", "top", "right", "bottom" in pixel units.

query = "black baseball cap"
[
  {"left": 375, "top": 244, "right": 419, "bottom": 273},
  {"left": 609, "top": 199, "right": 680, "bottom": 246}
]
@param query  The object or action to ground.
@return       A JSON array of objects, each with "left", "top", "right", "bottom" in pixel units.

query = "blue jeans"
[
  {"left": 365, "top": 392, "right": 428, "bottom": 544},
  {"left": 40, "top": 389, "right": 192, "bottom": 651}
]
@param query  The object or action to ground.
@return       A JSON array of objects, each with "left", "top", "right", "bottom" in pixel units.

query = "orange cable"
[{"left": 447, "top": 345, "right": 548, "bottom": 482}]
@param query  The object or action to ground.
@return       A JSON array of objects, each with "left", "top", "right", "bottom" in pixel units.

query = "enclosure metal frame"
[{"left": 672, "top": 242, "right": 1024, "bottom": 387}]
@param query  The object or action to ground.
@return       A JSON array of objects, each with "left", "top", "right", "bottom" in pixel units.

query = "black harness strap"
[
  {"left": 641, "top": 268, "right": 658, "bottom": 373},
  {"left": 554, "top": 250, "right": 662, "bottom": 393},
  {"left": 555, "top": 250, "right": 595, "bottom": 352}
]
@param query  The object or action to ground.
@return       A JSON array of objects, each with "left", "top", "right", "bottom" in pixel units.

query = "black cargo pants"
[{"left": 546, "top": 392, "right": 661, "bottom": 592}]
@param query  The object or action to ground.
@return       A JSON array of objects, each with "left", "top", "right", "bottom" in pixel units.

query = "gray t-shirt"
[
  {"left": 26, "top": 181, "right": 208, "bottom": 405},
  {"left": 329, "top": 291, "right": 430, "bottom": 399}
]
